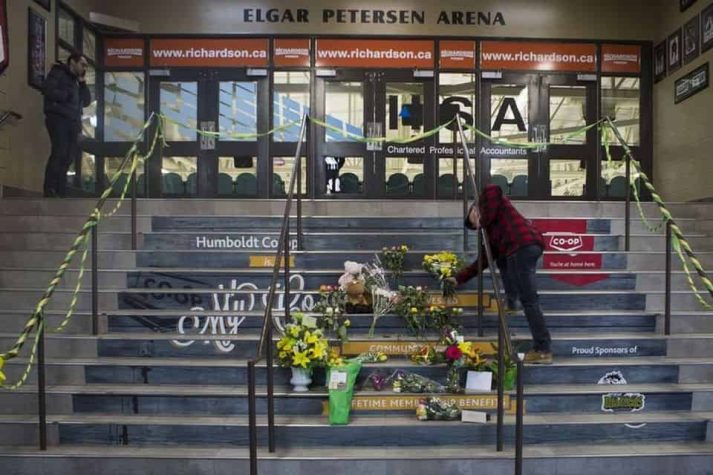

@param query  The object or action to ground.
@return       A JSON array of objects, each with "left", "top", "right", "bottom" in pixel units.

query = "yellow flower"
[
  {"left": 410, "top": 307, "right": 418, "bottom": 314},
  {"left": 306, "top": 333, "right": 319, "bottom": 345},
  {"left": 458, "top": 341, "right": 474, "bottom": 357},
  {"left": 289, "top": 326, "right": 300, "bottom": 338},
  {"left": 279, "top": 351, "right": 288, "bottom": 359},
  {"left": 344, "top": 319, "right": 351, "bottom": 327},
  {"left": 311, "top": 344, "right": 326, "bottom": 360},
  {"left": 292, "top": 351, "right": 310, "bottom": 368}
]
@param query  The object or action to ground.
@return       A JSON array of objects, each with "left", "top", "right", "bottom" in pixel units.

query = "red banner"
[
  {"left": 532, "top": 219, "right": 608, "bottom": 286},
  {"left": 601, "top": 44, "right": 641, "bottom": 74},
  {"left": 439, "top": 40, "right": 476, "bottom": 70},
  {"left": 315, "top": 39, "right": 434, "bottom": 69},
  {"left": 0, "top": 0, "right": 8, "bottom": 75},
  {"left": 481, "top": 41, "right": 597, "bottom": 72},
  {"left": 274, "top": 38, "right": 310, "bottom": 68},
  {"left": 104, "top": 38, "right": 145, "bottom": 68},
  {"left": 150, "top": 38, "right": 269, "bottom": 67}
]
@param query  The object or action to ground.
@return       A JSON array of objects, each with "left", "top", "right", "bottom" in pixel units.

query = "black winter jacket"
[{"left": 42, "top": 63, "right": 91, "bottom": 123}]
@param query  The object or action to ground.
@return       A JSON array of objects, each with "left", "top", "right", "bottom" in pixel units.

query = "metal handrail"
[
  {"left": 454, "top": 116, "right": 523, "bottom": 466},
  {"left": 248, "top": 114, "right": 308, "bottom": 475}
]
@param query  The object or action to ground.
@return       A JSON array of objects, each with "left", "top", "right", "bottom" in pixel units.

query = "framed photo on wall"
[
  {"left": 684, "top": 15, "right": 700, "bottom": 64},
  {"left": 28, "top": 8, "right": 46, "bottom": 90},
  {"left": 654, "top": 41, "right": 667, "bottom": 82},
  {"left": 33, "top": 0, "right": 50, "bottom": 12},
  {"left": 703, "top": 2, "right": 713, "bottom": 53},
  {"left": 681, "top": 0, "right": 698, "bottom": 11},
  {"left": 668, "top": 29, "right": 682, "bottom": 73}
]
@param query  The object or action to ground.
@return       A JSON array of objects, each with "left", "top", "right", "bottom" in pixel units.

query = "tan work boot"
[{"left": 523, "top": 350, "right": 553, "bottom": 365}]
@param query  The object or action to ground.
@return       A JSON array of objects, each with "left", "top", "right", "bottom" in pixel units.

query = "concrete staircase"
[{"left": 0, "top": 199, "right": 712, "bottom": 474}]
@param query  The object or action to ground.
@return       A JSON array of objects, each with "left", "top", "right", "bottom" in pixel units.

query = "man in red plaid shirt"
[{"left": 451, "top": 184, "right": 552, "bottom": 364}]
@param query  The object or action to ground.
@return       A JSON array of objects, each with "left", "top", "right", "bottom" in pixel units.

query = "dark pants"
[
  {"left": 44, "top": 115, "right": 80, "bottom": 197},
  {"left": 500, "top": 245, "right": 551, "bottom": 352}
]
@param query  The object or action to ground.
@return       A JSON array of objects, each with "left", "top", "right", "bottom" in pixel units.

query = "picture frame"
[
  {"left": 668, "top": 28, "right": 682, "bottom": 74},
  {"left": 703, "top": 2, "right": 713, "bottom": 53},
  {"left": 674, "top": 62, "right": 709, "bottom": 103},
  {"left": 681, "top": 0, "right": 698, "bottom": 12},
  {"left": 28, "top": 8, "right": 46, "bottom": 90},
  {"left": 33, "top": 0, "right": 50, "bottom": 12},
  {"left": 654, "top": 41, "right": 667, "bottom": 83},
  {"left": 684, "top": 15, "right": 700, "bottom": 64}
]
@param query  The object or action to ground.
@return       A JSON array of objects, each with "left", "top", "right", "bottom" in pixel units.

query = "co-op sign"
[{"left": 195, "top": 235, "right": 298, "bottom": 250}]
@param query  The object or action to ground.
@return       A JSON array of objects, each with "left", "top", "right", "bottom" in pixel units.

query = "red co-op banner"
[{"left": 532, "top": 219, "right": 608, "bottom": 286}]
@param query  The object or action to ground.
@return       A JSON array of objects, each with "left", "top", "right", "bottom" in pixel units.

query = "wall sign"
[
  {"left": 674, "top": 62, "right": 709, "bottom": 104},
  {"left": 274, "top": 38, "right": 310, "bottom": 67},
  {"left": 481, "top": 41, "right": 597, "bottom": 72},
  {"left": 104, "top": 37, "right": 145, "bottom": 68},
  {"left": 28, "top": 8, "right": 46, "bottom": 90},
  {"left": 532, "top": 219, "right": 609, "bottom": 286},
  {"left": 315, "top": 39, "right": 434, "bottom": 68},
  {"left": 150, "top": 38, "right": 269, "bottom": 67},
  {"left": 0, "top": 0, "right": 8, "bottom": 75},
  {"left": 439, "top": 40, "right": 476, "bottom": 70},
  {"left": 601, "top": 44, "right": 641, "bottom": 74}
]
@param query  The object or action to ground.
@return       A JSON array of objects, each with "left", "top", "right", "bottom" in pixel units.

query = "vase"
[{"left": 290, "top": 367, "right": 313, "bottom": 392}]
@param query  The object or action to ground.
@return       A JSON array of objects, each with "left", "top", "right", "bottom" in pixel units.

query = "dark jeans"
[
  {"left": 44, "top": 115, "right": 80, "bottom": 197},
  {"left": 500, "top": 245, "right": 551, "bottom": 352}
]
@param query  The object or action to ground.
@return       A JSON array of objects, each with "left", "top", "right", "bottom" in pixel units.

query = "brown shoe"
[{"left": 524, "top": 350, "right": 553, "bottom": 365}]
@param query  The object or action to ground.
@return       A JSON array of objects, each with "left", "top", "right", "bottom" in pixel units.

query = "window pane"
[
  {"left": 601, "top": 77, "right": 640, "bottom": 146},
  {"left": 82, "top": 65, "right": 97, "bottom": 139},
  {"left": 66, "top": 153, "right": 96, "bottom": 193},
  {"left": 385, "top": 157, "right": 423, "bottom": 196},
  {"left": 324, "top": 156, "right": 363, "bottom": 194},
  {"left": 105, "top": 156, "right": 145, "bottom": 196},
  {"left": 273, "top": 157, "right": 307, "bottom": 196},
  {"left": 274, "top": 71, "right": 310, "bottom": 141},
  {"left": 550, "top": 159, "right": 586, "bottom": 197},
  {"left": 490, "top": 84, "right": 529, "bottom": 143},
  {"left": 325, "top": 82, "right": 363, "bottom": 142},
  {"left": 220, "top": 157, "right": 257, "bottom": 196},
  {"left": 58, "top": 9, "right": 75, "bottom": 46},
  {"left": 439, "top": 73, "right": 476, "bottom": 143},
  {"left": 83, "top": 29, "right": 96, "bottom": 61},
  {"left": 600, "top": 160, "right": 641, "bottom": 199},
  {"left": 385, "top": 82, "right": 424, "bottom": 141},
  {"left": 490, "top": 159, "right": 529, "bottom": 198},
  {"left": 162, "top": 157, "right": 197, "bottom": 195},
  {"left": 160, "top": 82, "right": 198, "bottom": 141},
  {"left": 104, "top": 72, "right": 145, "bottom": 142},
  {"left": 549, "top": 86, "right": 586, "bottom": 145},
  {"left": 219, "top": 81, "right": 257, "bottom": 141},
  {"left": 58, "top": 47, "right": 72, "bottom": 64}
]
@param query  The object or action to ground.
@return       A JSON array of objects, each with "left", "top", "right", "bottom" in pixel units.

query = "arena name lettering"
[
  {"left": 195, "top": 235, "right": 298, "bottom": 250},
  {"left": 571, "top": 345, "right": 639, "bottom": 356},
  {"left": 241, "top": 9, "right": 505, "bottom": 26},
  {"left": 171, "top": 275, "right": 315, "bottom": 353}
]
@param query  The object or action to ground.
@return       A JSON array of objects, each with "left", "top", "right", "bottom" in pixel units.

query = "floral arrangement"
[
  {"left": 393, "top": 285, "right": 430, "bottom": 336},
  {"left": 392, "top": 371, "right": 446, "bottom": 393},
  {"left": 362, "top": 261, "right": 397, "bottom": 336},
  {"left": 422, "top": 252, "right": 463, "bottom": 299},
  {"left": 487, "top": 343, "right": 518, "bottom": 391},
  {"left": 416, "top": 397, "right": 462, "bottom": 421},
  {"left": 427, "top": 305, "right": 463, "bottom": 331},
  {"left": 381, "top": 245, "right": 409, "bottom": 281},
  {"left": 314, "top": 285, "right": 350, "bottom": 342},
  {"left": 276, "top": 313, "right": 329, "bottom": 369}
]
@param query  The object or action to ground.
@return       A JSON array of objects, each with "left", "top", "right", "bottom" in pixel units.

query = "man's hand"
[
  {"left": 467, "top": 206, "right": 480, "bottom": 229},
  {"left": 445, "top": 277, "right": 458, "bottom": 287}
]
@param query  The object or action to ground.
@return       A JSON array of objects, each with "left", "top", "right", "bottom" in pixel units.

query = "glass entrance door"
[{"left": 480, "top": 73, "right": 597, "bottom": 200}]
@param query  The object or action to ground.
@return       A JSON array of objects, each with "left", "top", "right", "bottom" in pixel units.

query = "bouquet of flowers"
[
  {"left": 314, "top": 285, "right": 350, "bottom": 342},
  {"left": 427, "top": 305, "right": 463, "bottom": 332},
  {"left": 393, "top": 285, "right": 430, "bottom": 336},
  {"left": 276, "top": 313, "right": 329, "bottom": 369},
  {"left": 392, "top": 371, "right": 446, "bottom": 394},
  {"left": 363, "top": 261, "right": 397, "bottom": 336},
  {"left": 442, "top": 327, "right": 485, "bottom": 392},
  {"left": 381, "top": 244, "right": 409, "bottom": 281},
  {"left": 416, "top": 397, "right": 462, "bottom": 421},
  {"left": 422, "top": 252, "right": 463, "bottom": 300}
]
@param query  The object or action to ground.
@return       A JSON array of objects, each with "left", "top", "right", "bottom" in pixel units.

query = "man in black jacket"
[{"left": 42, "top": 52, "right": 91, "bottom": 197}]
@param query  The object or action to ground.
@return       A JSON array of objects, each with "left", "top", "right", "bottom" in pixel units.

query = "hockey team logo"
[
  {"left": 548, "top": 233, "right": 584, "bottom": 253},
  {"left": 597, "top": 371, "right": 646, "bottom": 429}
]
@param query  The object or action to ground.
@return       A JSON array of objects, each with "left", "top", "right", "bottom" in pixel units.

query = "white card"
[
  {"left": 302, "top": 315, "right": 318, "bottom": 328},
  {"left": 328, "top": 370, "right": 348, "bottom": 391},
  {"left": 465, "top": 371, "right": 493, "bottom": 392},
  {"left": 461, "top": 410, "right": 488, "bottom": 424},
  {"left": 456, "top": 336, "right": 465, "bottom": 343}
]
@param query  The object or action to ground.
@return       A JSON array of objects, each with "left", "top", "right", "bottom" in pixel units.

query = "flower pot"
[
  {"left": 290, "top": 367, "right": 313, "bottom": 392},
  {"left": 503, "top": 367, "right": 517, "bottom": 391}
]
